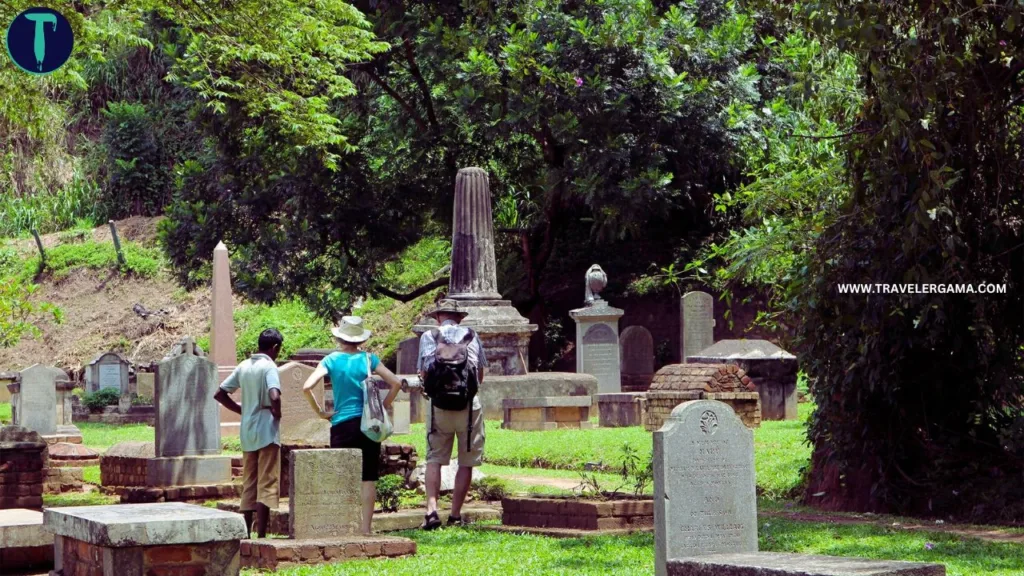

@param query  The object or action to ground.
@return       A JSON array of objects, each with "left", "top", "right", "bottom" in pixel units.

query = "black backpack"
[{"left": 423, "top": 327, "right": 478, "bottom": 411}]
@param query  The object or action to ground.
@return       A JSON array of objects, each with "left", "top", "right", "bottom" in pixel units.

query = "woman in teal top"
[{"left": 302, "top": 316, "right": 401, "bottom": 535}]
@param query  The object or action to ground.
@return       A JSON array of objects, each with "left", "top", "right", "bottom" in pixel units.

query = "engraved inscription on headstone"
[
  {"left": 654, "top": 399, "right": 756, "bottom": 575},
  {"left": 681, "top": 291, "right": 715, "bottom": 361},
  {"left": 98, "top": 364, "right": 120, "bottom": 390},
  {"left": 581, "top": 323, "right": 621, "bottom": 394},
  {"left": 155, "top": 353, "right": 221, "bottom": 458},
  {"left": 278, "top": 362, "right": 328, "bottom": 445},
  {"left": 289, "top": 449, "right": 362, "bottom": 539}
]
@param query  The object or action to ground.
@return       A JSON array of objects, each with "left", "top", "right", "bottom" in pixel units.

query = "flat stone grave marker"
[
  {"left": 681, "top": 291, "right": 715, "bottom": 361},
  {"left": 667, "top": 552, "right": 946, "bottom": 576},
  {"left": 654, "top": 399, "right": 757, "bottom": 575},
  {"left": 86, "top": 352, "right": 130, "bottom": 394},
  {"left": 155, "top": 347, "right": 220, "bottom": 458},
  {"left": 15, "top": 364, "right": 64, "bottom": 435},
  {"left": 0, "top": 508, "right": 53, "bottom": 571},
  {"left": 289, "top": 448, "right": 362, "bottom": 539}
]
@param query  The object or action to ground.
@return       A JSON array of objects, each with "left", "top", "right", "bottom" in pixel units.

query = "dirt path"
[{"left": 762, "top": 510, "right": 1024, "bottom": 545}]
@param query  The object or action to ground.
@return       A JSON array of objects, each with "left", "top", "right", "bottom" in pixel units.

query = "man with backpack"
[{"left": 417, "top": 300, "right": 486, "bottom": 530}]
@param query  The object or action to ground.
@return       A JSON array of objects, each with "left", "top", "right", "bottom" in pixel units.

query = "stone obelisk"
[
  {"left": 414, "top": 168, "right": 537, "bottom": 375},
  {"left": 211, "top": 241, "right": 240, "bottom": 435}
]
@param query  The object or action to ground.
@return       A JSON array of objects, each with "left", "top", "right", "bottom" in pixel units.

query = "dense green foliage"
[
  {"left": 160, "top": 0, "right": 775, "bottom": 319},
  {"left": 771, "top": 1, "right": 1024, "bottom": 521},
  {"left": 81, "top": 387, "right": 121, "bottom": 411}
]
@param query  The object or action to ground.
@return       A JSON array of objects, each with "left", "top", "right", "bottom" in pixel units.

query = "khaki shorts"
[
  {"left": 241, "top": 443, "right": 280, "bottom": 511},
  {"left": 426, "top": 405, "right": 484, "bottom": 467}
]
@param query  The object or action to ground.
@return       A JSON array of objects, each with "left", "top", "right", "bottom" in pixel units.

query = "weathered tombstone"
[
  {"left": 12, "top": 365, "right": 63, "bottom": 436},
  {"left": 149, "top": 338, "right": 231, "bottom": 487},
  {"left": 680, "top": 291, "right": 715, "bottom": 362},
  {"left": 289, "top": 449, "right": 362, "bottom": 539},
  {"left": 154, "top": 340, "right": 221, "bottom": 458},
  {"left": 619, "top": 325, "right": 655, "bottom": 392},
  {"left": 654, "top": 400, "right": 756, "bottom": 576},
  {"left": 277, "top": 362, "right": 328, "bottom": 444},
  {"left": 0, "top": 371, "right": 16, "bottom": 403},
  {"left": 85, "top": 352, "right": 130, "bottom": 394},
  {"left": 391, "top": 393, "right": 411, "bottom": 435},
  {"left": 396, "top": 337, "right": 420, "bottom": 375},
  {"left": 136, "top": 372, "right": 155, "bottom": 399}
]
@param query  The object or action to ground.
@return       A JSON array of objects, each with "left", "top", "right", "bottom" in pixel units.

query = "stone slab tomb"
[
  {"left": 620, "top": 325, "right": 655, "bottom": 392},
  {"left": 501, "top": 396, "right": 594, "bottom": 430},
  {"left": 681, "top": 291, "right": 715, "bottom": 361},
  {"left": 667, "top": 553, "right": 946, "bottom": 576},
  {"left": 597, "top": 392, "right": 646, "bottom": 427},
  {"left": 0, "top": 508, "right": 54, "bottom": 572},
  {"left": 645, "top": 364, "right": 761, "bottom": 431},
  {"left": 689, "top": 339, "right": 799, "bottom": 421},
  {"left": 44, "top": 502, "right": 248, "bottom": 576}
]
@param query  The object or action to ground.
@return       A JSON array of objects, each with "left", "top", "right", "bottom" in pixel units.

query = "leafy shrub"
[
  {"left": 132, "top": 394, "right": 152, "bottom": 406},
  {"left": 0, "top": 175, "right": 104, "bottom": 238},
  {"left": 376, "top": 474, "right": 404, "bottom": 513},
  {"left": 473, "top": 477, "right": 511, "bottom": 501},
  {"left": 101, "top": 102, "right": 169, "bottom": 218},
  {"left": 81, "top": 388, "right": 121, "bottom": 411},
  {"left": 0, "top": 277, "right": 62, "bottom": 348}
]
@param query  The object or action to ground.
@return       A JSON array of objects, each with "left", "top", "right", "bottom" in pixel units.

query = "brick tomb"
[
  {"left": 45, "top": 502, "right": 248, "bottom": 576},
  {"left": 0, "top": 426, "right": 47, "bottom": 509},
  {"left": 499, "top": 496, "right": 653, "bottom": 534},
  {"left": 501, "top": 396, "right": 594, "bottom": 430},
  {"left": 644, "top": 363, "right": 761, "bottom": 431},
  {"left": 597, "top": 392, "right": 646, "bottom": 427},
  {"left": 99, "top": 441, "right": 239, "bottom": 503}
]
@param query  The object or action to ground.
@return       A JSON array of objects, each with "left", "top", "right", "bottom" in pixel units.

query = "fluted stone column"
[{"left": 449, "top": 168, "right": 502, "bottom": 300}]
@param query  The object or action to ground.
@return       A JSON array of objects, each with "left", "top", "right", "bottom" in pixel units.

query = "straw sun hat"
[
  {"left": 331, "top": 316, "right": 372, "bottom": 343},
  {"left": 425, "top": 300, "right": 469, "bottom": 321}
]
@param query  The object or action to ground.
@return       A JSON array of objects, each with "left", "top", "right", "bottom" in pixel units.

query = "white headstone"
[
  {"left": 654, "top": 399, "right": 757, "bottom": 575},
  {"left": 681, "top": 291, "right": 715, "bottom": 361},
  {"left": 570, "top": 303, "right": 625, "bottom": 394},
  {"left": 15, "top": 365, "right": 64, "bottom": 435},
  {"left": 86, "top": 352, "right": 130, "bottom": 394}
]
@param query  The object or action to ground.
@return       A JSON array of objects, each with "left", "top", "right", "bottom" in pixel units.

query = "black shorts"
[{"left": 329, "top": 418, "right": 381, "bottom": 482}]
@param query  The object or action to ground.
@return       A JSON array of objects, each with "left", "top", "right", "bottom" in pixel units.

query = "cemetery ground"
[{"left": 4, "top": 402, "right": 1023, "bottom": 575}]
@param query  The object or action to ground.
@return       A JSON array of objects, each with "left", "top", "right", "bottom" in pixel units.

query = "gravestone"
[
  {"left": 681, "top": 291, "right": 715, "bottom": 362},
  {"left": 654, "top": 399, "right": 757, "bottom": 576},
  {"left": 689, "top": 339, "right": 799, "bottom": 421},
  {"left": 154, "top": 341, "right": 221, "bottom": 458},
  {"left": 85, "top": 352, "right": 130, "bottom": 394},
  {"left": 619, "top": 326, "right": 654, "bottom": 392},
  {"left": 289, "top": 449, "right": 362, "bottom": 539},
  {"left": 397, "top": 337, "right": 420, "bottom": 375},
  {"left": 14, "top": 365, "right": 63, "bottom": 436},
  {"left": 391, "top": 393, "right": 411, "bottom": 435},
  {"left": 278, "top": 362, "right": 328, "bottom": 445},
  {"left": 136, "top": 372, "right": 155, "bottom": 399}
]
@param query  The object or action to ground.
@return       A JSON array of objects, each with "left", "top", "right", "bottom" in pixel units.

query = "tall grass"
[{"left": 0, "top": 175, "right": 104, "bottom": 237}]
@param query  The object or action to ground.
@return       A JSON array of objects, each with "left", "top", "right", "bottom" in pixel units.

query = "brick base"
[
  {"left": 44, "top": 467, "right": 84, "bottom": 494},
  {"left": 241, "top": 536, "right": 415, "bottom": 571},
  {"left": 120, "top": 483, "right": 240, "bottom": 503},
  {"left": 53, "top": 535, "right": 240, "bottom": 576},
  {"left": 0, "top": 544, "right": 52, "bottom": 571},
  {"left": 500, "top": 496, "right": 653, "bottom": 530}
]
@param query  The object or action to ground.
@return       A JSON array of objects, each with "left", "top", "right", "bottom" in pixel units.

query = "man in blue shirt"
[{"left": 214, "top": 328, "right": 283, "bottom": 539}]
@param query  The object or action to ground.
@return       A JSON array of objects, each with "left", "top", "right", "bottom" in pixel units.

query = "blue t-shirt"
[{"left": 320, "top": 351, "right": 380, "bottom": 426}]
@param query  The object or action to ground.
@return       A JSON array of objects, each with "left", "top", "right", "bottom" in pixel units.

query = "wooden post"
[
  {"left": 31, "top": 229, "right": 45, "bottom": 274},
  {"left": 108, "top": 220, "right": 126, "bottom": 268}
]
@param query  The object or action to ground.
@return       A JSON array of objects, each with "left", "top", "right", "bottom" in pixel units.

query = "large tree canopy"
[
  {"left": 773, "top": 0, "right": 1024, "bottom": 521},
  {"left": 161, "top": 0, "right": 775, "bottom": 321}
]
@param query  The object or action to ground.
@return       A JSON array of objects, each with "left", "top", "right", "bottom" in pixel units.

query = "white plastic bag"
[{"left": 360, "top": 352, "right": 392, "bottom": 442}]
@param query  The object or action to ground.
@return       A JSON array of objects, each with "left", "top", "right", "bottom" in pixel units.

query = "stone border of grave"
[
  {"left": 241, "top": 536, "right": 416, "bottom": 571},
  {"left": 0, "top": 508, "right": 54, "bottom": 572},
  {"left": 501, "top": 396, "right": 595, "bottom": 430},
  {"left": 499, "top": 495, "right": 653, "bottom": 532}
]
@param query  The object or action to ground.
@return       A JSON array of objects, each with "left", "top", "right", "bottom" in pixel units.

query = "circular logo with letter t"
[{"left": 6, "top": 7, "right": 74, "bottom": 75}]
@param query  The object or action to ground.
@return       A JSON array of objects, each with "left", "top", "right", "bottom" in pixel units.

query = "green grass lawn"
[
  {"left": 0, "top": 401, "right": 11, "bottom": 423},
  {"left": 393, "top": 403, "right": 812, "bottom": 500},
  {"left": 245, "top": 517, "right": 1024, "bottom": 576},
  {"left": 43, "top": 491, "right": 118, "bottom": 507}
]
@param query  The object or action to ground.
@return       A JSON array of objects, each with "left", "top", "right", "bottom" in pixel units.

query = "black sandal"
[
  {"left": 422, "top": 511, "right": 442, "bottom": 531},
  {"left": 446, "top": 515, "right": 464, "bottom": 527}
]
